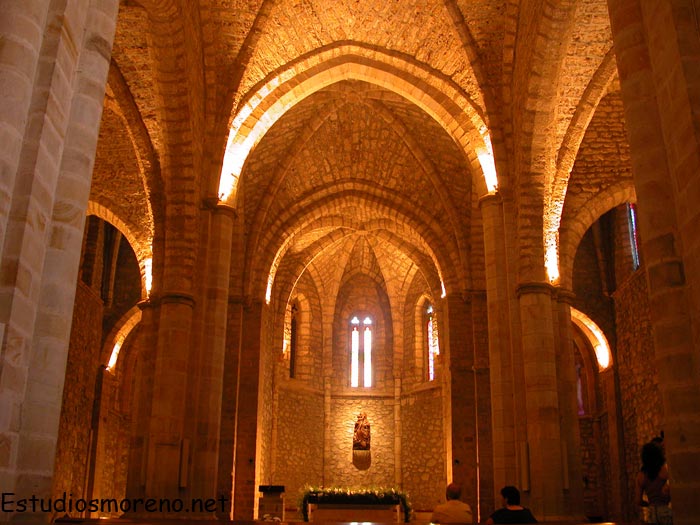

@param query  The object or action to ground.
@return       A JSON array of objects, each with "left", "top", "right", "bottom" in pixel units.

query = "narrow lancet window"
[
  {"left": 627, "top": 203, "right": 640, "bottom": 270},
  {"left": 350, "top": 315, "right": 372, "bottom": 387},
  {"left": 289, "top": 304, "right": 298, "bottom": 378},
  {"left": 426, "top": 304, "right": 439, "bottom": 381}
]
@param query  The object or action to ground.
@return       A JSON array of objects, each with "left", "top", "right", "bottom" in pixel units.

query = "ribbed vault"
[{"left": 240, "top": 80, "right": 472, "bottom": 301}]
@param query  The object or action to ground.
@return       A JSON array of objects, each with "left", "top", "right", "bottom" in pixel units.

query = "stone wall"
[
  {"left": 570, "top": 204, "right": 646, "bottom": 521},
  {"left": 273, "top": 384, "right": 324, "bottom": 513},
  {"left": 326, "top": 398, "right": 395, "bottom": 488},
  {"left": 572, "top": 225, "right": 616, "bottom": 338},
  {"left": 400, "top": 386, "right": 445, "bottom": 512},
  {"left": 92, "top": 368, "right": 130, "bottom": 517},
  {"left": 614, "top": 269, "right": 659, "bottom": 515},
  {"left": 52, "top": 281, "right": 104, "bottom": 513},
  {"left": 578, "top": 416, "right": 601, "bottom": 517}
]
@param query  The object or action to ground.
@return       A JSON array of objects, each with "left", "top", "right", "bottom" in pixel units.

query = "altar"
[
  {"left": 307, "top": 503, "right": 401, "bottom": 522},
  {"left": 301, "top": 487, "right": 411, "bottom": 523}
]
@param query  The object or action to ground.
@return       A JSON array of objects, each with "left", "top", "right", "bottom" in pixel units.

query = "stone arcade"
[{"left": 1, "top": 1, "right": 700, "bottom": 524}]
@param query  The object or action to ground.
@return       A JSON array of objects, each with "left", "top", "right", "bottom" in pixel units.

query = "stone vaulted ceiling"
[{"left": 90, "top": 0, "right": 630, "bottom": 297}]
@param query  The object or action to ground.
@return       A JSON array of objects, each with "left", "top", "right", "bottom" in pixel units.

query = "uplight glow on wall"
[
  {"left": 106, "top": 309, "right": 143, "bottom": 373},
  {"left": 143, "top": 257, "right": 153, "bottom": 295},
  {"left": 545, "top": 242, "right": 560, "bottom": 284},
  {"left": 570, "top": 307, "right": 612, "bottom": 370},
  {"left": 107, "top": 341, "right": 122, "bottom": 372},
  {"left": 477, "top": 133, "right": 498, "bottom": 193},
  {"left": 219, "top": 72, "right": 297, "bottom": 202}
]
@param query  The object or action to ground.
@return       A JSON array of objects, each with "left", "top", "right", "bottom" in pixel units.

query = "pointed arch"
[
  {"left": 86, "top": 202, "right": 153, "bottom": 298},
  {"left": 216, "top": 43, "right": 497, "bottom": 203}
]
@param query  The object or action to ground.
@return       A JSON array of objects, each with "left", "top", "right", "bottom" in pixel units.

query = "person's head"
[
  {"left": 651, "top": 435, "right": 665, "bottom": 452},
  {"left": 641, "top": 441, "right": 665, "bottom": 479},
  {"left": 500, "top": 486, "right": 521, "bottom": 505},
  {"left": 445, "top": 483, "right": 462, "bottom": 501}
]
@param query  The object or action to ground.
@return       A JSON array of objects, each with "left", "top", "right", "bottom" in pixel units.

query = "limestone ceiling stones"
[
  {"left": 452, "top": 0, "right": 506, "bottom": 95},
  {"left": 288, "top": 226, "right": 342, "bottom": 254},
  {"left": 112, "top": 2, "right": 162, "bottom": 155},
  {"left": 553, "top": 0, "right": 614, "bottom": 163},
  {"left": 281, "top": 231, "right": 433, "bottom": 303},
  {"left": 111, "top": 0, "right": 263, "bottom": 174},
  {"left": 238, "top": 82, "right": 468, "bottom": 297},
  {"left": 562, "top": 91, "right": 632, "bottom": 219},
  {"left": 104, "top": 0, "right": 627, "bottom": 280},
  {"left": 241, "top": 81, "right": 471, "bottom": 237},
  {"left": 90, "top": 106, "right": 154, "bottom": 259},
  {"left": 235, "top": 0, "right": 487, "bottom": 118}
]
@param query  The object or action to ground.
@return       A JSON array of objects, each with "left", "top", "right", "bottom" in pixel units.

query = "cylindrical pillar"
[
  {"left": 479, "top": 193, "right": 518, "bottom": 494},
  {"left": 554, "top": 289, "right": 585, "bottom": 518},
  {"left": 189, "top": 203, "right": 234, "bottom": 508},
  {"left": 142, "top": 292, "right": 195, "bottom": 504},
  {"left": 232, "top": 299, "right": 265, "bottom": 520},
  {"left": 517, "top": 282, "right": 566, "bottom": 519},
  {"left": 2, "top": 3, "right": 118, "bottom": 519},
  {"left": 608, "top": 1, "right": 700, "bottom": 522},
  {"left": 442, "top": 293, "right": 478, "bottom": 512}
]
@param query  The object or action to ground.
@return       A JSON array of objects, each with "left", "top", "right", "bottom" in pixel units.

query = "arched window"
[
  {"left": 627, "top": 202, "right": 640, "bottom": 270},
  {"left": 350, "top": 315, "right": 372, "bottom": 387},
  {"left": 576, "top": 362, "right": 585, "bottom": 416},
  {"left": 289, "top": 303, "right": 298, "bottom": 378},
  {"left": 425, "top": 303, "right": 440, "bottom": 381},
  {"left": 283, "top": 300, "right": 299, "bottom": 378}
]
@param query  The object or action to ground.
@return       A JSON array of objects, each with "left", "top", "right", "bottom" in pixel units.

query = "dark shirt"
[{"left": 489, "top": 507, "right": 538, "bottom": 524}]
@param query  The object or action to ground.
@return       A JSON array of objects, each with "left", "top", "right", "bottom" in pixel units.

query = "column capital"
[
  {"left": 555, "top": 287, "right": 576, "bottom": 304},
  {"left": 478, "top": 191, "right": 503, "bottom": 209},
  {"left": 202, "top": 197, "right": 237, "bottom": 217},
  {"left": 137, "top": 298, "right": 155, "bottom": 311},
  {"left": 516, "top": 281, "right": 556, "bottom": 298},
  {"left": 158, "top": 291, "right": 196, "bottom": 307},
  {"left": 228, "top": 294, "right": 251, "bottom": 307}
]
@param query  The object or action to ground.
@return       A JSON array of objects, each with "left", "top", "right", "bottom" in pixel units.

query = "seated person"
[
  {"left": 484, "top": 486, "right": 537, "bottom": 524},
  {"left": 431, "top": 483, "right": 473, "bottom": 523}
]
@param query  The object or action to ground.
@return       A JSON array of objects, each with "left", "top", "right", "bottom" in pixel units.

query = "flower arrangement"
[{"left": 299, "top": 485, "right": 412, "bottom": 522}]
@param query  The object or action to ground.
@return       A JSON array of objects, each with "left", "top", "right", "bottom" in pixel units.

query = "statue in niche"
[{"left": 353, "top": 412, "right": 371, "bottom": 450}]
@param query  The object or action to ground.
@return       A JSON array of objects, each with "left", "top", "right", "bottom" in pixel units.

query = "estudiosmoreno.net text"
[{"left": 2, "top": 492, "right": 228, "bottom": 514}]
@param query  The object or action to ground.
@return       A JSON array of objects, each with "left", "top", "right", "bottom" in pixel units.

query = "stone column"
[
  {"left": 479, "top": 193, "right": 518, "bottom": 493},
  {"left": 232, "top": 299, "right": 264, "bottom": 520},
  {"left": 125, "top": 299, "right": 158, "bottom": 502},
  {"left": 142, "top": 292, "right": 196, "bottom": 504},
  {"left": 216, "top": 298, "right": 244, "bottom": 519},
  {"left": 554, "top": 289, "right": 584, "bottom": 518},
  {"left": 393, "top": 377, "right": 402, "bottom": 487},
  {"left": 608, "top": 1, "right": 700, "bottom": 522},
  {"left": 0, "top": 2, "right": 118, "bottom": 519},
  {"left": 0, "top": 1, "right": 51, "bottom": 249},
  {"left": 516, "top": 282, "right": 566, "bottom": 519},
  {"left": 189, "top": 203, "right": 234, "bottom": 508},
  {"left": 442, "top": 293, "right": 477, "bottom": 512}
]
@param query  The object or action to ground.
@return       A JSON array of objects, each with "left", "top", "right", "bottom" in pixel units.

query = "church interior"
[{"left": 2, "top": 0, "right": 700, "bottom": 524}]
